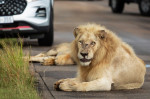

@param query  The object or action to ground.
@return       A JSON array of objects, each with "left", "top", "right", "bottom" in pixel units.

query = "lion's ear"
[
  {"left": 73, "top": 28, "right": 80, "bottom": 38},
  {"left": 98, "top": 30, "right": 107, "bottom": 40}
]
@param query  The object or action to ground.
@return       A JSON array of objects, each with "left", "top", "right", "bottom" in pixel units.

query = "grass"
[{"left": 0, "top": 38, "right": 40, "bottom": 99}]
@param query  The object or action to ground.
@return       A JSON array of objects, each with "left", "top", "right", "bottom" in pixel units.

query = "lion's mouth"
[{"left": 80, "top": 58, "right": 92, "bottom": 62}]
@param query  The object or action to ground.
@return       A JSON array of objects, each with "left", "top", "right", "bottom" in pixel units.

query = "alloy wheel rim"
[
  {"left": 141, "top": 0, "right": 150, "bottom": 12},
  {"left": 112, "top": 0, "right": 117, "bottom": 9}
]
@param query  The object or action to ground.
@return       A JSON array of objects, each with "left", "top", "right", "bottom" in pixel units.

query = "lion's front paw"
[
  {"left": 59, "top": 81, "right": 77, "bottom": 91},
  {"left": 54, "top": 79, "right": 67, "bottom": 91},
  {"left": 42, "top": 57, "right": 55, "bottom": 66},
  {"left": 54, "top": 79, "right": 78, "bottom": 91},
  {"left": 55, "top": 80, "right": 77, "bottom": 91}
]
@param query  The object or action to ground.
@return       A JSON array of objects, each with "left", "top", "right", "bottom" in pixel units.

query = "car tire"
[
  {"left": 110, "top": 0, "right": 125, "bottom": 13},
  {"left": 38, "top": 5, "right": 54, "bottom": 46},
  {"left": 139, "top": 0, "right": 150, "bottom": 16}
]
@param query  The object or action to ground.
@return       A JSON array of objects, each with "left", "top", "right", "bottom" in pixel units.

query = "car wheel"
[
  {"left": 139, "top": 0, "right": 150, "bottom": 16},
  {"left": 110, "top": 0, "right": 125, "bottom": 13},
  {"left": 38, "top": 5, "right": 54, "bottom": 46}
]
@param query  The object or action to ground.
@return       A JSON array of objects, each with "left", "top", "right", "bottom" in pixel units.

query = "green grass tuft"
[{"left": 0, "top": 39, "right": 40, "bottom": 99}]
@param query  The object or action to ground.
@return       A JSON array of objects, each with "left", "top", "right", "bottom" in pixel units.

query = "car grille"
[{"left": 0, "top": 0, "right": 27, "bottom": 16}]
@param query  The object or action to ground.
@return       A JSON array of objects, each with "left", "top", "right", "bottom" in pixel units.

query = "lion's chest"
[{"left": 79, "top": 66, "right": 104, "bottom": 82}]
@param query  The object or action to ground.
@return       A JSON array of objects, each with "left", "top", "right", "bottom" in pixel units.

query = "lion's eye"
[
  {"left": 91, "top": 41, "right": 96, "bottom": 46},
  {"left": 79, "top": 41, "right": 83, "bottom": 45}
]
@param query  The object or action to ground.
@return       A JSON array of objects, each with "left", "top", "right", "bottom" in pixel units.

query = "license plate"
[{"left": 0, "top": 16, "right": 14, "bottom": 24}]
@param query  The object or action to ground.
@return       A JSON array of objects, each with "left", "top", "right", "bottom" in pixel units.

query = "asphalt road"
[{"left": 23, "top": 0, "right": 150, "bottom": 99}]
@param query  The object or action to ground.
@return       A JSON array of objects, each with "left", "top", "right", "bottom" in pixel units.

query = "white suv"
[{"left": 0, "top": 0, "right": 54, "bottom": 46}]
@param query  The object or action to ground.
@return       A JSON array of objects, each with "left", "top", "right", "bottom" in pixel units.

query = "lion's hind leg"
[
  {"left": 55, "top": 53, "right": 75, "bottom": 65},
  {"left": 46, "top": 49, "right": 58, "bottom": 56},
  {"left": 113, "top": 83, "right": 143, "bottom": 90},
  {"left": 28, "top": 56, "right": 46, "bottom": 63},
  {"left": 27, "top": 55, "right": 55, "bottom": 66},
  {"left": 23, "top": 53, "right": 46, "bottom": 62},
  {"left": 25, "top": 52, "right": 45, "bottom": 62},
  {"left": 35, "top": 53, "right": 46, "bottom": 57}
]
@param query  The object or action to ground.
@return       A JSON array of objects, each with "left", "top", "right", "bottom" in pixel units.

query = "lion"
[
  {"left": 53, "top": 23, "right": 146, "bottom": 91},
  {"left": 27, "top": 42, "right": 75, "bottom": 66}
]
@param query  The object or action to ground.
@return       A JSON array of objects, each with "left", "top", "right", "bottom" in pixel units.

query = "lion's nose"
[{"left": 80, "top": 53, "right": 88, "bottom": 58}]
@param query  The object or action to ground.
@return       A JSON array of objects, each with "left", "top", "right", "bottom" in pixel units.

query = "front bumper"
[
  {"left": 0, "top": 0, "right": 52, "bottom": 36},
  {"left": 13, "top": 0, "right": 51, "bottom": 27}
]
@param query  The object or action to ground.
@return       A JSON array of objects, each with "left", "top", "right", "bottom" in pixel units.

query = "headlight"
[{"left": 27, "top": 0, "right": 40, "bottom": 2}]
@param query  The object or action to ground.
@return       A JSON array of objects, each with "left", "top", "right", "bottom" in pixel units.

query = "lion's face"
[
  {"left": 72, "top": 24, "right": 108, "bottom": 66},
  {"left": 77, "top": 33, "right": 100, "bottom": 66},
  {"left": 72, "top": 24, "right": 120, "bottom": 67}
]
